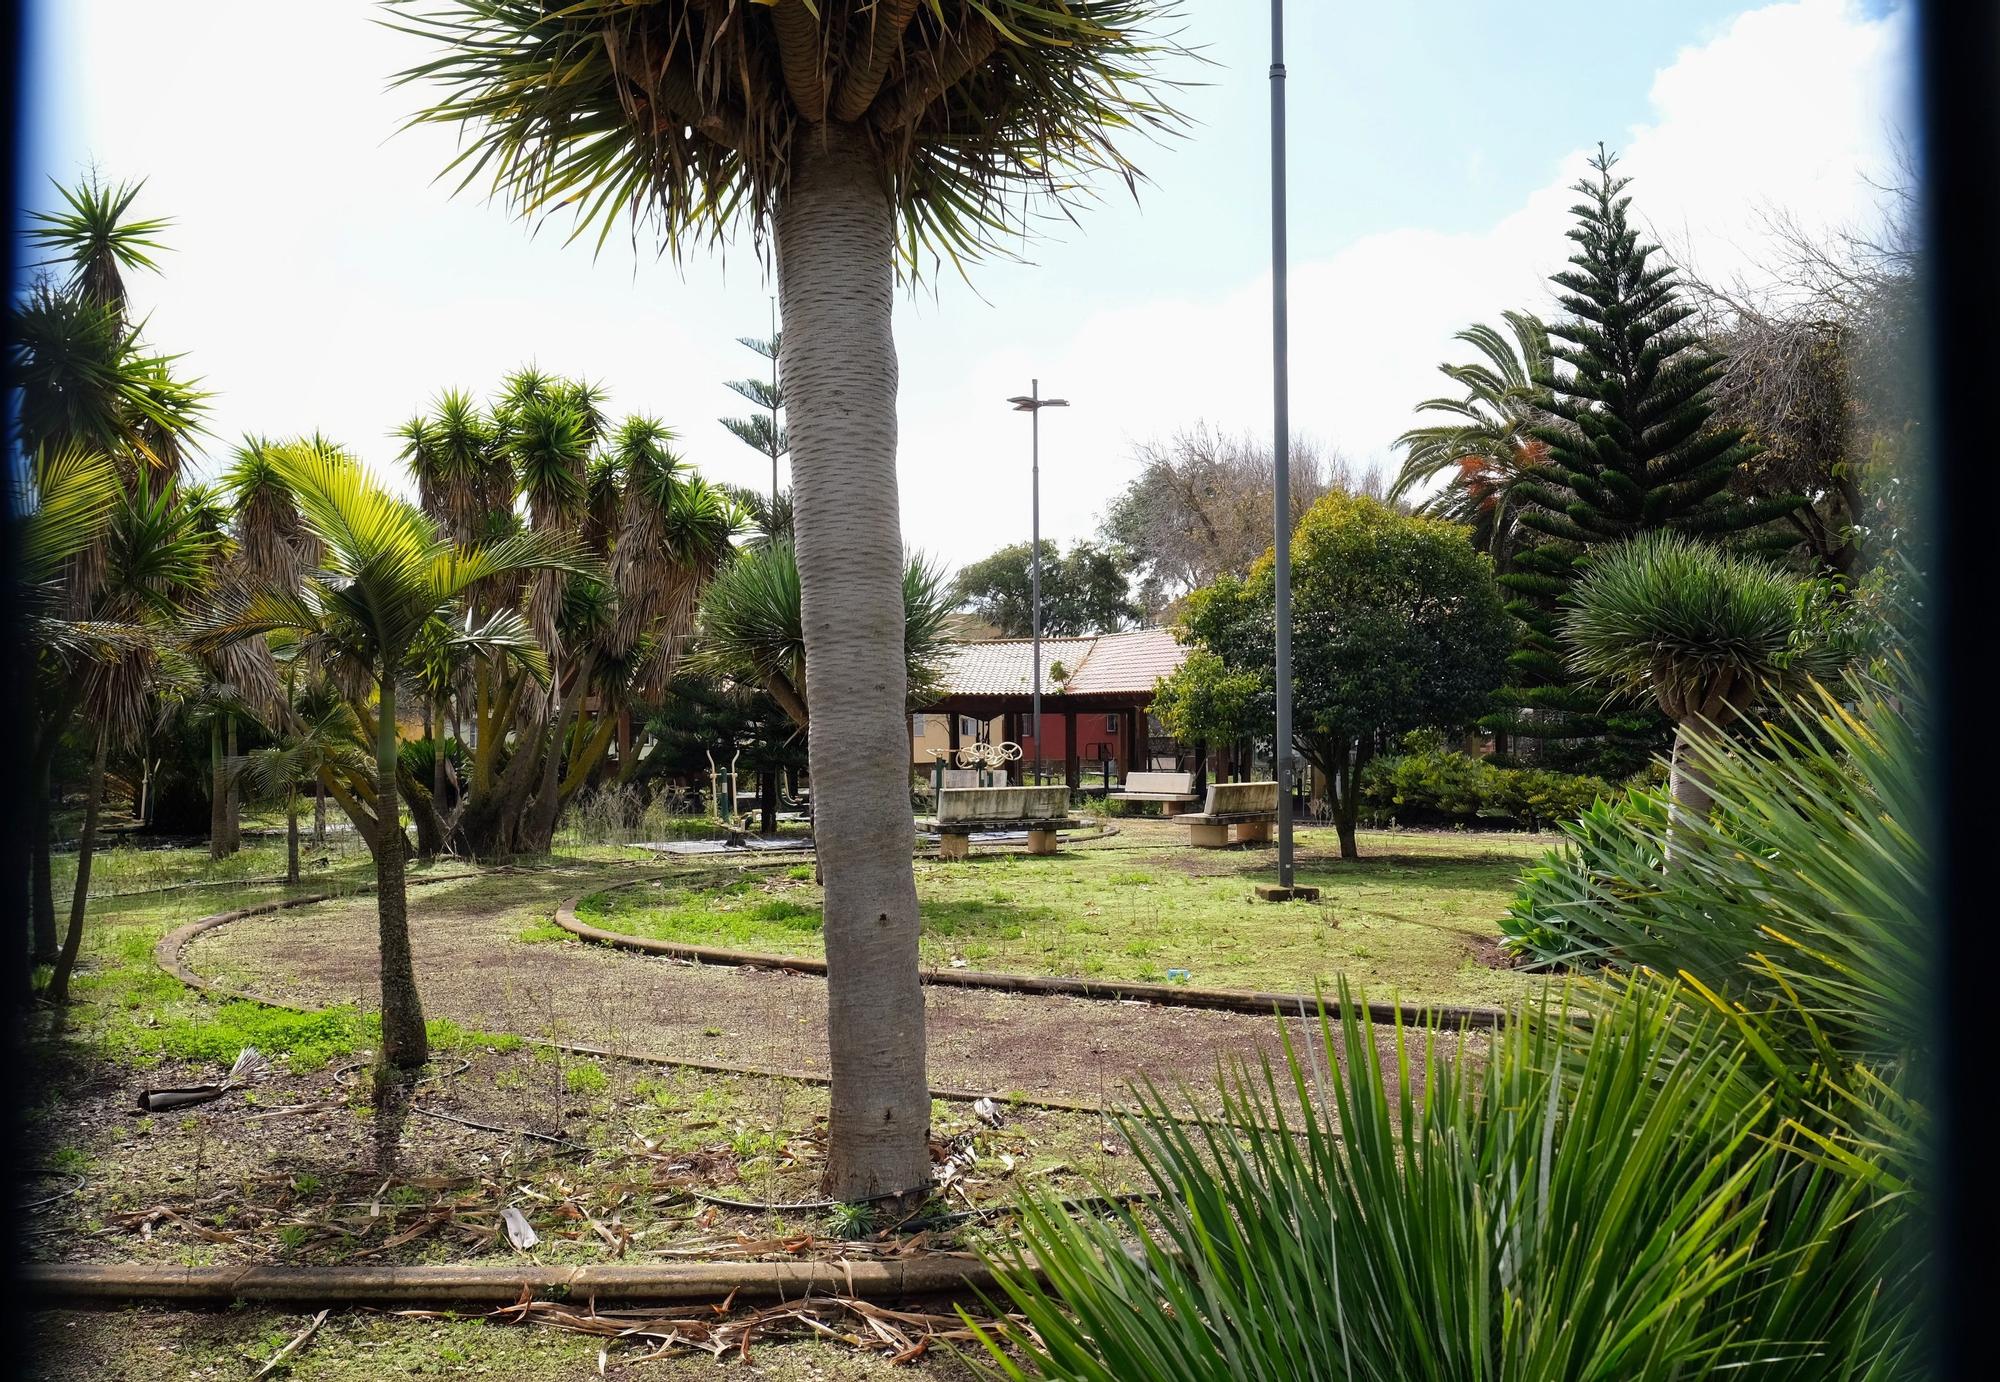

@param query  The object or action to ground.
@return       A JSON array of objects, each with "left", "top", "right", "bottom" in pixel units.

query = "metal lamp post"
[
  {"left": 1008, "top": 383, "right": 1068, "bottom": 785},
  {"left": 1270, "top": 0, "right": 1297, "bottom": 891}
]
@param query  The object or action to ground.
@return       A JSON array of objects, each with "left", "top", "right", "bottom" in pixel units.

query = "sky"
[{"left": 20, "top": 0, "right": 1914, "bottom": 571}]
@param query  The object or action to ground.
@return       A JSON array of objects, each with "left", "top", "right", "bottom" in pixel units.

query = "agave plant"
[{"left": 987, "top": 627, "right": 1926, "bottom": 1379}]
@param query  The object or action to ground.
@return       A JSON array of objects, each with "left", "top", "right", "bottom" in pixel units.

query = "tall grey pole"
[
  {"left": 1271, "top": 0, "right": 1295, "bottom": 889},
  {"left": 1030, "top": 378, "right": 1043, "bottom": 785}
]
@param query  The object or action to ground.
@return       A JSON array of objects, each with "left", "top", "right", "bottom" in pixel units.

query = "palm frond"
[
  {"left": 387, "top": 0, "right": 1195, "bottom": 277},
  {"left": 25, "top": 174, "right": 171, "bottom": 315}
]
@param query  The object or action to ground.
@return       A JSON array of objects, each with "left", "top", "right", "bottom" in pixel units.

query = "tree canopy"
[
  {"left": 1098, "top": 426, "right": 1374, "bottom": 618},
  {"left": 953, "top": 539, "right": 1138, "bottom": 637},
  {"left": 1180, "top": 493, "right": 1511, "bottom": 859}
]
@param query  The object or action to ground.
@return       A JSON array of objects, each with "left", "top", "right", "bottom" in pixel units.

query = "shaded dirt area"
[
  {"left": 30, "top": 1305, "right": 984, "bottom": 1380},
  {"left": 187, "top": 871, "right": 1476, "bottom": 1115}
]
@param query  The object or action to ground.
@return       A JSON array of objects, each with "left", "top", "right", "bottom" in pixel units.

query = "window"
[
  {"left": 1106, "top": 713, "right": 1121, "bottom": 732},
  {"left": 912, "top": 713, "right": 927, "bottom": 735},
  {"left": 960, "top": 715, "right": 978, "bottom": 738}
]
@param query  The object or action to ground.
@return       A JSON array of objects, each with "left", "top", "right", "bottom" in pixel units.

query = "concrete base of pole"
[{"left": 1254, "top": 883, "right": 1321, "bottom": 903}]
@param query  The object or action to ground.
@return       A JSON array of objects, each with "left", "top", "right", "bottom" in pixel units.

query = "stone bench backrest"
[
  {"left": 936, "top": 785, "right": 1071, "bottom": 823},
  {"left": 1120, "top": 770, "right": 1195, "bottom": 795},
  {"left": 1202, "top": 780, "right": 1280, "bottom": 815},
  {"left": 940, "top": 769, "right": 983, "bottom": 789}
]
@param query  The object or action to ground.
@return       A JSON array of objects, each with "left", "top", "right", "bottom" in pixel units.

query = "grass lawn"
[
  {"left": 575, "top": 821, "right": 1550, "bottom": 1008},
  {"left": 28, "top": 824, "right": 1522, "bottom": 1377}
]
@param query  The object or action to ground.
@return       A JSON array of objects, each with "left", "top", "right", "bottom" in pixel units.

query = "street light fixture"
[{"left": 1008, "top": 382, "right": 1069, "bottom": 786}]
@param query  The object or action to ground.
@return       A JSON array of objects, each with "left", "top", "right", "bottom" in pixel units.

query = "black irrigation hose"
[
  {"left": 920, "top": 1191, "right": 1162, "bottom": 1229},
  {"left": 20, "top": 1175, "right": 87, "bottom": 1214}
]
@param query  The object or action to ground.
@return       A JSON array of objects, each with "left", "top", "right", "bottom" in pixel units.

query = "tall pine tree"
[{"left": 1495, "top": 148, "right": 1799, "bottom": 775}]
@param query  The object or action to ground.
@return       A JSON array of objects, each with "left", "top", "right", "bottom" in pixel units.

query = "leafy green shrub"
[{"left": 1360, "top": 736, "right": 1613, "bottom": 830}]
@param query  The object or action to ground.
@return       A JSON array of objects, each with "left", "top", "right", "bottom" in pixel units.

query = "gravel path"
[{"left": 185, "top": 867, "right": 1471, "bottom": 1112}]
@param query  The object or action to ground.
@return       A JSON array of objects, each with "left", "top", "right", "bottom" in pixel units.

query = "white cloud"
[
  {"left": 36, "top": 0, "right": 1912, "bottom": 569},
  {"left": 896, "top": 0, "right": 1913, "bottom": 561}
]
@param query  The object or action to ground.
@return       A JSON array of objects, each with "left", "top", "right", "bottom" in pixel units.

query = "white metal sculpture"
[{"left": 953, "top": 741, "right": 1023, "bottom": 770}]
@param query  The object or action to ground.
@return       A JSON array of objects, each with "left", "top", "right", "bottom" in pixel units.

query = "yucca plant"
[
  {"left": 1563, "top": 531, "right": 1851, "bottom": 859},
  {"left": 390, "top": 0, "right": 1192, "bottom": 1200},
  {"left": 980, "top": 979, "right": 1913, "bottom": 1379},
  {"left": 395, "top": 376, "right": 739, "bottom": 860},
  {"left": 25, "top": 174, "right": 172, "bottom": 320},
  {"left": 194, "top": 445, "right": 591, "bottom": 1068}
]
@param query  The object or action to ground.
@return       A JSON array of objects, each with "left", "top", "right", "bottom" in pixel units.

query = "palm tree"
[
  {"left": 1390, "top": 310, "right": 1551, "bottom": 568},
  {"left": 197, "top": 445, "right": 589, "bottom": 1068},
  {"left": 238, "top": 662, "right": 374, "bottom": 886},
  {"left": 43, "top": 478, "right": 217, "bottom": 1003},
  {"left": 15, "top": 447, "right": 122, "bottom": 965},
  {"left": 695, "top": 540, "right": 953, "bottom": 732},
  {"left": 392, "top": 0, "right": 1188, "bottom": 1203},
  {"left": 1562, "top": 532, "right": 1850, "bottom": 861},
  {"left": 14, "top": 174, "right": 207, "bottom": 955}
]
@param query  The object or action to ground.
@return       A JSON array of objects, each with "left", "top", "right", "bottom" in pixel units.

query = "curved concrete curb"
[
  {"left": 23, "top": 1256, "right": 1019, "bottom": 1306},
  {"left": 557, "top": 881, "right": 1508, "bottom": 1031},
  {"left": 158, "top": 890, "right": 1122, "bottom": 1117}
]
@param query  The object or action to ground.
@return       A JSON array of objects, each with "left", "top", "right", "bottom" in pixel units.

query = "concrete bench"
[
  {"left": 1108, "top": 770, "right": 1200, "bottom": 813},
  {"left": 932, "top": 786, "right": 1077, "bottom": 860},
  {"left": 1174, "top": 781, "right": 1281, "bottom": 847}
]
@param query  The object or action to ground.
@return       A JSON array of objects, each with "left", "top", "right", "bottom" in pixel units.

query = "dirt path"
[{"left": 186, "top": 867, "right": 1469, "bottom": 1111}]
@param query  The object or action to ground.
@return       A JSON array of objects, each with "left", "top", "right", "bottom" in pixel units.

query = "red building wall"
[{"left": 1016, "top": 710, "right": 1129, "bottom": 765}]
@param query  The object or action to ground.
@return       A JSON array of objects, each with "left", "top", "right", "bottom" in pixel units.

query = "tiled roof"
[
  {"left": 934, "top": 627, "right": 1187, "bottom": 700},
  {"left": 1062, "top": 627, "right": 1188, "bottom": 695}
]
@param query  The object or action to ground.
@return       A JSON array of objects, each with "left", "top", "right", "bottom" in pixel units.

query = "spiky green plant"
[
  {"left": 25, "top": 175, "right": 171, "bottom": 317},
  {"left": 1562, "top": 531, "right": 1852, "bottom": 856},
  {"left": 693, "top": 538, "right": 953, "bottom": 730},
  {"left": 983, "top": 646, "right": 1927, "bottom": 1380}
]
